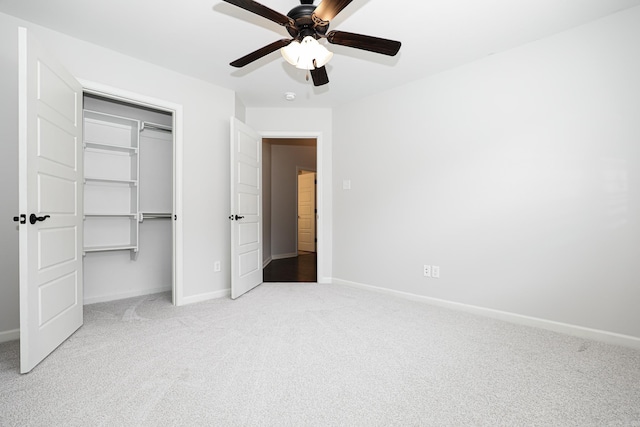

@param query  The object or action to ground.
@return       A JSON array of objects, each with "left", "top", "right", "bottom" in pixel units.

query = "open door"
[
  {"left": 230, "top": 118, "right": 263, "bottom": 299},
  {"left": 18, "top": 27, "right": 84, "bottom": 373},
  {"left": 297, "top": 172, "right": 316, "bottom": 252}
]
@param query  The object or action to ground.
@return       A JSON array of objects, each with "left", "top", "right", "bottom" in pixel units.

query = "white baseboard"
[
  {"left": 180, "top": 288, "right": 230, "bottom": 305},
  {"left": 263, "top": 257, "right": 272, "bottom": 268},
  {"left": 84, "top": 286, "right": 171, "bottom": 305},
  {"left": 0, "top": 328, "right": 19, "bottom": 344},
  {"left": 332, "top": 278, "right": 640, "bottom": 350},
  {"left": 271, "top": 252, "right": 297, "bottom": 260}
]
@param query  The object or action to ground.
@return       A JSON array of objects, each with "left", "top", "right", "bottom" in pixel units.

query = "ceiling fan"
[{"left": 223, "top": 0, "right": 402, "bottom": 86}]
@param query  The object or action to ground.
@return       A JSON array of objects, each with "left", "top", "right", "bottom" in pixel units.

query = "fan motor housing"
[{"left": 286, "top": 3, "right": 328, "bottom": 38}]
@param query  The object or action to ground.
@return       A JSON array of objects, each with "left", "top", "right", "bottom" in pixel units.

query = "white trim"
[
  {"left": 0, "top": 329, "right": 19, "bottom": 344},
  {"left": 271, "top": 252, "right": 298, "bottom": 260},
  {"left": 76, "top": 79, "right": 185, "bottom": 307},
  {"left": 332, "top": 278, "right": 640, "bottom": 350},
  {"left": 263, "top": 257, "right": 273, "bottom": 268},
  {"left": 260, "top": 131, "right": 326, "bottom": 284},
  {"left": 83, "top": 286, "right": 171, "bottom": 305},
  {"left": 181, "top": 289, "right": 230, "bottom": 305}
]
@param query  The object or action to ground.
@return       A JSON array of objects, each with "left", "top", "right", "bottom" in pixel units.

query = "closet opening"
[{"left": 81, "top": 92, "right": 179, "bottom": 305}]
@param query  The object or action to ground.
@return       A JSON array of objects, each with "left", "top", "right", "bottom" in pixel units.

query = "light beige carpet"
[{"left": 1, "top": 283, "right": 639, "bottom": 426}]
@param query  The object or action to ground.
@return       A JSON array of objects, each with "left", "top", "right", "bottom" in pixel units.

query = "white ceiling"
[{"left": 1, "top": 0, "right": 639, "bottom": 108}]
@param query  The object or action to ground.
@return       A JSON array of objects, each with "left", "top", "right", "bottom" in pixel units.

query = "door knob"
[
  {"left": 29, "top": 214, "right": 51, "bottom": 224},
  {"left": 234, "top": 215, "right": 244, "bottom": 221}
]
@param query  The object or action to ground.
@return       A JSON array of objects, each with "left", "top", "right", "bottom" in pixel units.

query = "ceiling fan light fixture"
[
  {"left": 280, "top": 36, "right": 333, "bottom": 70},
  {"left": 281, "top": 40, "right": 302, "bottom": 65}
]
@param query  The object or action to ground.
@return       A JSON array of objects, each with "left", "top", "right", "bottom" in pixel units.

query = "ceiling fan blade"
[
  {"left": 327, "top": 31, "right": 401, "bottom": 56},
  {"left": 230, "top": 39, "right": 292, "bottom": 68},
  {"left": 312, "top": 0, "right": 353, "bottom": 24},
  {"left": 223, "top": 0, "right": 294, "bottom": 27},
  {"left": 310, "top": 66, "right": 329, "bottom": 86}
]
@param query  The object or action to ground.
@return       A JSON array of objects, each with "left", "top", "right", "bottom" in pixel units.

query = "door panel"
[
  {"left": 238, "top": 193, "right": 259, "bottom": 214},
  {"left": 239, "top": 223, "right": 259, "bottom": 246},
  {"left": 38, "top": 118, "right": 77, "bottom": 168},
  {"left": 297, "top": 172, "right": 316, "bottom": 252},
  {"left": 239, "top": 251, "right": 260, "bottom": 276},
  {"left": 230, "top": 118, "right": 262, "bottom": 299},
  {"left": 38, "top": 174, "right": 77, "bottom": 213},
  {"left": 38, "top": 227, "right": 77, "bottom": 269},
  {"left": 38, "top": 62, "right": 79, "bottom": 123},
  {"left": 18, "top": 27, "right": 83, "bottom": 373},
  {"left": 39, "top": 272, "right": 78, "bottom": 326}
]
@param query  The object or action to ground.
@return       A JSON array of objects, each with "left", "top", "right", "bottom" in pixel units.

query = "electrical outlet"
[
  {"left": 423, "top": 265, "right": 431, "bottom": 277},
  {"left": 214, "top": 261, "right": 221, "bottom": 272},
  {"left": 432, "top": 265, "right": 440, "bottom": 278}
]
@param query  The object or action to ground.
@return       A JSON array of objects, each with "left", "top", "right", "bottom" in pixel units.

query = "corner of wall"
[
  {"left": 234, "top": 93, "right": 246, "bottom": 123},
  {"left": 0, "top": 13, "right": 21, "bottom": 335}
]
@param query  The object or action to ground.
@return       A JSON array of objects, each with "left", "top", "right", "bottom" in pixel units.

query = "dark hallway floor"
[{"left": 263, "top": 252, "right": 317, "bottom": 282}]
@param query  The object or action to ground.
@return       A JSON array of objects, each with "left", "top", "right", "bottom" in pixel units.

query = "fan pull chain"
[{"left": 306, "top": 59, "right": 317, "bottom": 82}]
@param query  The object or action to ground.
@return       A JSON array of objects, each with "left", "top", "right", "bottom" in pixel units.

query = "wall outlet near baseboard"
[{"left": 423, "top": 265, "right": 431, "bottom": 277}]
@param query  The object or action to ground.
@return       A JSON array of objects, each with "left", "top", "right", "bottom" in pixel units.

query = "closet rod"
[
  {"left": 140, "top": 121, "right": 172, "bottom": 133},
  {"left": 139, "top": 212, "right": 172, "bottom": 221}
]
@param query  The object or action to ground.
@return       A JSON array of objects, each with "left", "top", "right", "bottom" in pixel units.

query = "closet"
[{"left": 82, "top": 94, "right": 174, "bottom": 303}]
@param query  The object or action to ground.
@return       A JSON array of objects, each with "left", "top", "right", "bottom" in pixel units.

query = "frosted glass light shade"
[{"left": 280, "top": 36, "right": 333, "bottom": 70}]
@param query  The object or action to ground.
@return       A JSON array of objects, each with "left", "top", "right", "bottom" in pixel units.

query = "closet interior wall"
[{"left": 83, "top": 94, "right": 173, "bottom": 304}]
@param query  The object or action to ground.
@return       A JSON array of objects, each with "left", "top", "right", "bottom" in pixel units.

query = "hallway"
[{"left": 263, "top": 252, "right": 317, "bottom": 282}]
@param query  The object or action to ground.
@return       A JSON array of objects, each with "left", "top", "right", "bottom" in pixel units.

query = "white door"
[
  {"left": 297, "top": 172, "right": 316, "bottom": 252},
  {"left": 18, "top": 27, "right": 84, "bottom": 373},
  {"left": 230, "top": 118, "right": 262, "bottom": 299}
]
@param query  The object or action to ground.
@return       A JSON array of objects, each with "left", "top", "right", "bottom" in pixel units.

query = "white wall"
[
  {"left": 270, "top": 144, "right": 316, "bottom": 258},
  {"left": 235, "top": 94, "right": 246, "bottom": 123},
  {"left": 0, "top": 12, "right": 236, "bottom": 337},
  {"left": 246, "top": 108, "right": 332, "bottom": 282},
  {"left": 332, "top": 7, "right": 640, "bottom": 339},
  {"left": 0, "top": 17, "right": 20, "bottom": 340}
]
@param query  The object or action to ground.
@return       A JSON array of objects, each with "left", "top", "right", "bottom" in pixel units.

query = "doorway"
[
  {"left": 262, "top": 138, "right": 317, "bottom": 282},
  {"left": 80, "top": 80, "right": 184, "bottom": 304},
  {"left": 81, "top": 92, "right": 176, "bottom": 304}
]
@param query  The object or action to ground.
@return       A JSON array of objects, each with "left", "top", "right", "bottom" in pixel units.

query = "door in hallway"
[{"left": 297, "top": 172, "right": 316, "bottom": 253}]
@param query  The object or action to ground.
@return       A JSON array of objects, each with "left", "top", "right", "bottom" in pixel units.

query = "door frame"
[
  {"left": 78, "top": 79, "right": 185, "bottom": 305},
  {"left": 261, "top": 131, "right": 326, "bottom": 283},
  {"left": 296, "top": 167, "right": 316, "bottom": 254}
]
